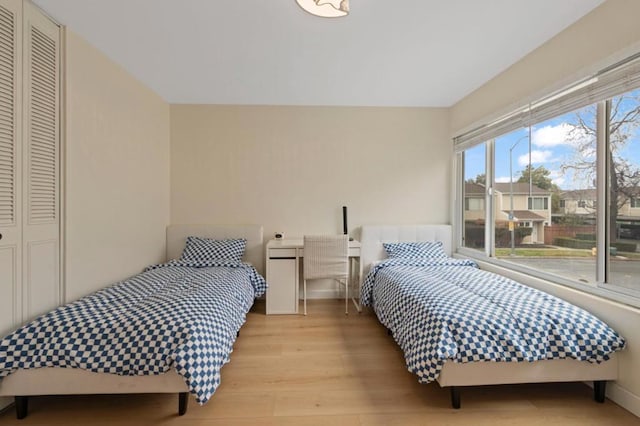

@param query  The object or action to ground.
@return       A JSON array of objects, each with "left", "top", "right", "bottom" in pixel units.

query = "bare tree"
[{"left": 562, "top": 92, "right": 640, "bottom": 241}]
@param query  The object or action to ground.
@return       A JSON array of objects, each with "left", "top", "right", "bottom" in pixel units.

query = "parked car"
[{"left": 619, "top": 225, "right": 640, "bottom": 240}]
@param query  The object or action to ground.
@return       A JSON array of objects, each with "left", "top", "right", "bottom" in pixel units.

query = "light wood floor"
[{"left": 0, "top": 299, "right": 638, "bottom": 426}]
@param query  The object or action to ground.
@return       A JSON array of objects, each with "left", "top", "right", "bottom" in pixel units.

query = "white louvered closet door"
[
  {"left": 0, "top": 0, "right": 21, "bottom": 336},
  {"left": 21, "top": 1, "right": 60, "bottom": 322}
]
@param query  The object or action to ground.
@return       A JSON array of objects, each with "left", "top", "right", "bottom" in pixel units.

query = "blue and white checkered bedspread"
[
  {"left": 0, "top": 261, "right": 266, "bottom": 404},
  {"left": 361, "top": 258, "right": 626, "bottom": 383}
]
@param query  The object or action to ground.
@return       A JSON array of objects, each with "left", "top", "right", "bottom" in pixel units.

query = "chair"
[{"left": 303, "top": 235, "right": 349, "bottom": 315}]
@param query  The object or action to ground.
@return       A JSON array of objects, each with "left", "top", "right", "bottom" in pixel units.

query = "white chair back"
[{"left": 303, "top": 235, "right": 349, "bottom": 280}]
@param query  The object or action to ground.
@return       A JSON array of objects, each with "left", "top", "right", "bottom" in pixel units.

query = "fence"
[{"left": 544, "top": 225, "right": 595, "bottom": 245}]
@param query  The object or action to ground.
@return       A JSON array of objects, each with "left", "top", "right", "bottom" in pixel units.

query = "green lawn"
[
  {"left": 495, "top": 247, "right": 640, "bottom": 259},
  {"left": 495, "top": 248, "right": 592, "bottom": 257}
]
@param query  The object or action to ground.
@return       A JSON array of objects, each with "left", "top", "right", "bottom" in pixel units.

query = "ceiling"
[{"left": 34, "top": 0, "right": 604, "bottom": 107}]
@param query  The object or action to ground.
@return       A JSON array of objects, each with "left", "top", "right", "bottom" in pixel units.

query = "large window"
[{"left": 455, "top": 57, "right": 640, "bottom": 304}]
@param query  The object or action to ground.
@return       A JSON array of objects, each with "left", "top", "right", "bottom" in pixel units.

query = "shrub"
[
  {"left": 576, "top": 233, "right": 596, "bottom": 241},
  {"left": 553, "top": 237, "right": 594, "bottom": 250},
  {"left": 554, "top": 238, "right": 637, "bottom": 253},
  {"left": 464, "top": 222, "right": 485, "bottom": 248},
  {"left": 516, "top": 227, "right": 533, "bottom": 239},
  {"left": 611, "top": 242, "right": 637, "bottom": 253},
  {"left": 495, "top": 225, "right": 533, "bottom": 247}
]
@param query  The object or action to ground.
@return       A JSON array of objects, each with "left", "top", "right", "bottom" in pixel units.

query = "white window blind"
[{"left": 454, "top": 52, "right": 640, "bottom": 151}]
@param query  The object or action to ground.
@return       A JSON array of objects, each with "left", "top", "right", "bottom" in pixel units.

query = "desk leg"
[{"left": 349, "top": 257, "right": 362, "bottom": 313}]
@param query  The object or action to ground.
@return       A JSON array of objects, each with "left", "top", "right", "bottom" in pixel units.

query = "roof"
[
  {"left": 502, "top": 210, "right": 546, "bottom": 221},
  {"left": 494, "top": 182, "right": 549, "bottom": 195},
  {"left": 560, "top": 189, "right": 596, "bottom": 200},
  {"left": 464, "top": 182, "right": 485, "bottom": 195},
  {"left": 561, "top": 187, "right": 640, "bottom": 200}
]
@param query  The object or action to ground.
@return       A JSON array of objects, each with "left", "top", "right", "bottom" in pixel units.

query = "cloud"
[
  {"left": 495, "top": 176, "right": 511, "bottom": 183},
  {"left": 549, "top": 170, "right": 565, "bottom": 187},
  {"left": 550, "top": 171, "right": 565, "bottom": 186},
  {"left": 531, "top": 122, "right": 591, "bottom": 148},
  {"left": 518, "top": 150, "right": 553, "bottom": 166}
]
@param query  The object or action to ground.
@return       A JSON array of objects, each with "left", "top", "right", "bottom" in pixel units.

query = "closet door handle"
[{"left": 0, "top": 233, "right": 3, "bottom": 240}]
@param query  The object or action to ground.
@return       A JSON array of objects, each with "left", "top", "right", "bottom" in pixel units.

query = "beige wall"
[
  {"left": 451, "top": 0, "right": 640, "bottom": 416},
  {"left": 64, "top": 30, "right": 170, "bottom": 301},
  {"left": 171, "top": 105, "right": 450, "bottom": 274},
  {"left": 451, "top": 0, "right": 640, "bottom": 133}
]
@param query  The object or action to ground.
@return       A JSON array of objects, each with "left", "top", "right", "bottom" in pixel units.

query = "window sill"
[{"left": 454, "top": 248, "right": 640, "bottom": 310}]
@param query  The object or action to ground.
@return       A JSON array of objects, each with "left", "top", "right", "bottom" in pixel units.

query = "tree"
[
  {"left": 562, "top": 91, "right": 640, "bottom": 241},
  {"left": 517, "top": 165, "right": 561, "bottom": 213},
  {"left": 517, "top": 165, "right": 554, "bottom": 190},
  {"left": 466, "top": 173, "right": 486, "bottom": 185}
]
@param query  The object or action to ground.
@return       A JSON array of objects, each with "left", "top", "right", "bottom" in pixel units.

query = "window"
[
  {"left": 528, "top": 197, "right": 549, "bottom": 210},
  {"left": 465, "top": 198, "right": 485, "bottom": 211},
  {"left": 454, "top": 54, "right": 640, "bottom": 304}
]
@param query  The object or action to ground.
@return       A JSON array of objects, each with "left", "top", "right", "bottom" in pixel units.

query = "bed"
[
  {"left": 0, "top": 224, "right": 265, "bottom": 419},
  {"left": 359, "top": 224, "right": 626, "bottom": 408}
]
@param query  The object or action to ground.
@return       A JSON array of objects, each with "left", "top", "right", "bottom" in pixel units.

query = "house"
[
  {"left": 494, "top": 183, "right": 551, "bottom": 244},
  {"left": 559, "top": 189, "right": 640, "bottom": 237},
  {"left": 465, "top": 182, "right": 551, "bottom": 243},
  {"left": 559, "top": 189, "right": 597, "bottom": 217},
  {"left": 1, "top": 0, "right": 640, "bottom": 422}
]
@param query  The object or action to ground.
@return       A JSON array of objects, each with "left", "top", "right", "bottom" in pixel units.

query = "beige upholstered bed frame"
[
  {"left": 0, "top": 224, "right": 264, "bottom": 418},
  {"left": 359, "top": 224, "right": 618, "bottom": 408}
]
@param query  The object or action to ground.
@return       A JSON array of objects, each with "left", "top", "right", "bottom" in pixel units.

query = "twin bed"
[
  {"left": 0, "top": 223, "right": 626, "bottom": 418},
  {"left": 0, "top": 224, "right": 266, "bottom": 419},
  {"left": 359, "top": 224, "right": 625, "bottom": 408}
]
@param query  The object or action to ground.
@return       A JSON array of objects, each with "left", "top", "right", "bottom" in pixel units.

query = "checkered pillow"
[
  {"left": 180, "top": 236, "right": 247, "bottom": 263},
  {"left": 383, "top": 241, "right": 447, "bottom": 259}
]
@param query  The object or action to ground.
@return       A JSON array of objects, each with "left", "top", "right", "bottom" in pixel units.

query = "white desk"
[{"left": 265, "top": 239, "right": 361, "bottom": 315}]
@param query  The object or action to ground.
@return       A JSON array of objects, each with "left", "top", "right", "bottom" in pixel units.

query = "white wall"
[
  {"left": 450, "top": 0, "right": 640, "bottom": 416},
  {"left": 451, "top": 0, "right": 640, "bottom": 133},
  {"left": 171, "top": 105, "right": 451, "bottom": 275},
  {"left": 64, "top": 30, "right": 170, "bottom": 301}
]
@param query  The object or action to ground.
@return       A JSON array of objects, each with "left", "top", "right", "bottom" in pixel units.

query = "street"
[{"left": 502, "top": 257, "right": 640, "bottom": 291}]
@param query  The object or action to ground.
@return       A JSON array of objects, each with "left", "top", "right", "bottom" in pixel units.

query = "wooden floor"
[{"left": 0, "top": 299, "right": 638, "bottom": 426}]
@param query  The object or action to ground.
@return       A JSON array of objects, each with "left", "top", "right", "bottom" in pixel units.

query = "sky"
[{"left": 465, "top": 89, "right": 640, "bottom": 191}]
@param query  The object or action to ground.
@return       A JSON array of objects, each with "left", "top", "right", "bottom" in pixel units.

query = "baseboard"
[{"left": 608, "top": 381, "right": 640, "bottom": 418}]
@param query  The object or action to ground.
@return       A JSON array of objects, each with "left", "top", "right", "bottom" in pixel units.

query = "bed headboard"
[
  {"left": 360, "top": 224, "right": 452, "bottom": 278},
  {"left": 166, "top": 224, "right": 264, "bottom": 273}
]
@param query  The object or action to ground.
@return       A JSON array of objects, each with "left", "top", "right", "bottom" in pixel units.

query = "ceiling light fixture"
[{"left": 295, "top": 0, "right": 349, "bottom": 18}]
